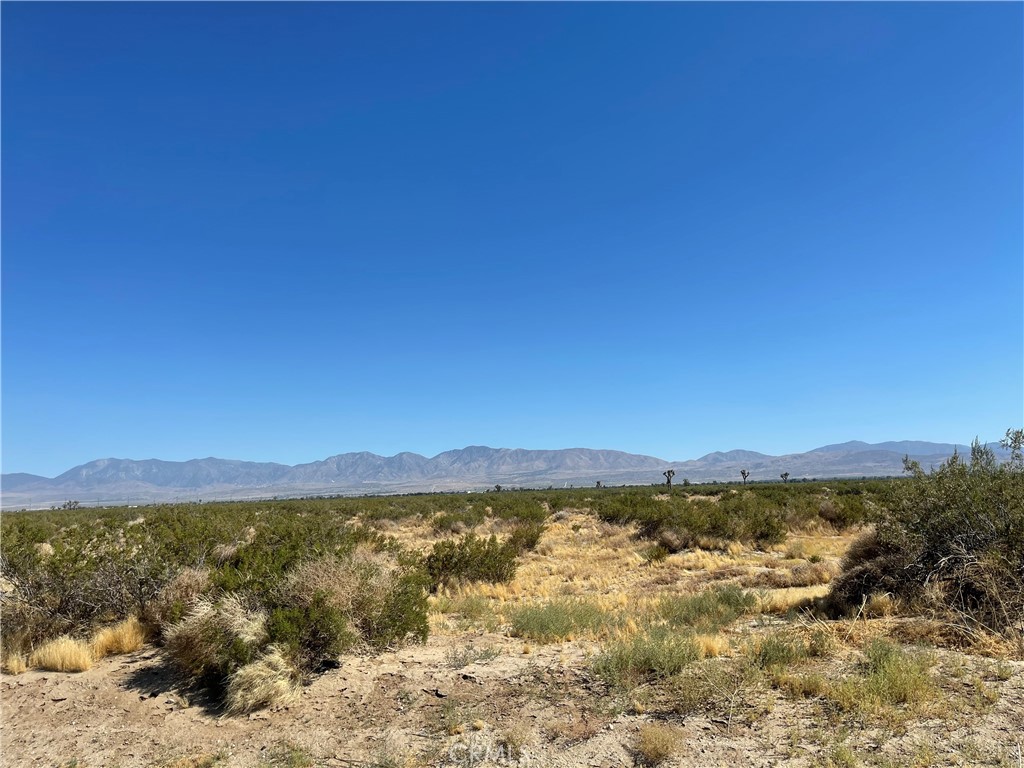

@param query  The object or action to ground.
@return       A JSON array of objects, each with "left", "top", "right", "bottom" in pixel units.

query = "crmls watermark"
[{"left": 447, "top": 733, "right": 539, "bottom": 767}]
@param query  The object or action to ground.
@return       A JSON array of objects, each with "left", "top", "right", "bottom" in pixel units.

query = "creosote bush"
[
  {"left": 828, "top": 430, "right": 1024, "bottom": 637},
  {"left": 424, "top": 533, "right": 519, "bottom": 591},
  {"left": 163, "top": 594, "right": 267, "bottom": 686},
  {"left": 278, "top": 545, "right": 428, "bottom": 657},
  {"left": 593, "top": 491, "right": 787, "bottom": 550}
]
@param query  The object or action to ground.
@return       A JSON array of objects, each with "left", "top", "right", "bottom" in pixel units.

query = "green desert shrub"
[
  {"left": 593, "top": 492, "right": 785, "bottom": 549},
  {"left": 275, "top": 545, "right": 428, "bottom": 654},
  {"left": 266, "top": 595, "right": 355, "bottom": 674},
  {"left": 828, "top": 431, "right": 1024, "bottom": 636},
  {"left": 505, "top": 521, "right": 547, "bottom": 553},
  {"left": 164, "top": 594, "right": 267, "bottom": 686},
  {"left": 423, "top": 533, "right": 518, "bottom": 591}
]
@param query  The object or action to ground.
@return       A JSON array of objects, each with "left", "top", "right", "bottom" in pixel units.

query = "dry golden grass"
[
  {"left": 224, "top": 646, "right": 302, "bottom": 715},
  {"left": 694, "top": 633, "right": 731, "bottom": 658},
  {"left": 2, "top": 651, "right": 28, "bottom": 675},
  {"left": 741, "top": 560, "right": 840, "bottom": 589},
  {"left": 146, "top": 566, "right": 211, "bottom": 631},
  {"left": 29, "top": 635, "right": 93, "bottom": 672},
  {"left": 758, "top": 585, "right": 831, "bottom": 614},
  {"left": 91, "top": 616, "right": 146, "bottom": 659},
  {"left": 864, "top": 592, "right": 899, "bottom": 618},
  {"left": 635, "top": 723, "right": 681, "bottom": 765}
]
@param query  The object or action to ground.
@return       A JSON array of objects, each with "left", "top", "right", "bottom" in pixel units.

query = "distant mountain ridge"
[{"left": 0, "top": 440, "right": 1005, "bottom": 509}]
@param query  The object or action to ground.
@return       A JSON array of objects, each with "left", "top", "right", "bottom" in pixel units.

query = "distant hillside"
[{"left": 0, "top": 440, "right": 1005, "bottom": 509}]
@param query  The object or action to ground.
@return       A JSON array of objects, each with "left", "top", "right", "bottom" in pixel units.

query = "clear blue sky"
[{"left": 3, "top": 3, "right": 1022, "bottom": 477}]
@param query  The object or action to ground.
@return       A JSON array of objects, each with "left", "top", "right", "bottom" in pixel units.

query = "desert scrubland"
[{"left": 2, "top": 438, "right": 1022, "bottom": 768}]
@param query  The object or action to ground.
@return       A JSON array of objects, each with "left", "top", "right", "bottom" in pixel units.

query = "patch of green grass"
[
  {"left": 510, "top": 598, "right": 617, "bottom": 642},
  {"left": 815, "top": 745, "right": 858, "bottom": 768},
  {"left": 828, "top": 639, "right": 936, "bottom": 719},
  {"left": 592, "top": 627, "right": 700, "bottom": 689},
  {"left": 259, "top": 741, "right": 315, "bottom": 768},
  {"left": 748, "top": 633, "right": 810, "bottom": 671},
  {"left": 652, "top": 585, "right": 756, "bottom": 632}
]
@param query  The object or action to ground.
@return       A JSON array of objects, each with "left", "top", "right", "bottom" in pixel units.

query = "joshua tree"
[
  {"left": 780, "top": 472, "right": 790, "bottom": 484},
  {"left": 663, "top": 469, "right": 675, "bottom": 489},
  {"left": 740, "top": 469, "right": 750, "bottom": 485}
]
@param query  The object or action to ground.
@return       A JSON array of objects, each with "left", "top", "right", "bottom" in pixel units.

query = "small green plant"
[
  {"left": 749, "top": 633, "right": 809, "bottom": 671},
  {"left": 653, "top": 585, "right": 756, "bottom": 632},
  {"left": 828, "top": 639, "right": 936, "bottom": 718},
  {"left": 444, "top": 644, "right": 501, "bottom": 668},
  {"left": 592, "top": 628, "right": 699, "bottom": 689},
  {"left": 259, "top": 741, "right": 314, "bottom": 768},
  {"left": 509, "top": 598, "right": 616, "bottom": 642}
]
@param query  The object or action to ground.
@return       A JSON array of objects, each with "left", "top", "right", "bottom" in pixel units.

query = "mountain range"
[{"left": 0, "top": 440, "right": 997, "bottom": 509}]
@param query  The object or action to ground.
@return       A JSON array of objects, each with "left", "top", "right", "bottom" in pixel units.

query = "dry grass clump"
[
  {"left": 635, "top": 723, "right": 681, "bottom": 765},
  {"left": 224, "top": 645, "right": 302, "bottom": 715},
  {"left": 28, "top": 635, "right": 93, "bottom": 672},
  {"left": 743, "top": 560, "right": 840, "bottom": 589},
  {"left": 164, "top": 594, "right": 267, "bottom": 682},
  {"left": 758, "top": 584, "right": 831, "bottom": 614},
  {"left": 145, "top": 567, "right": 211, "bottom": 632},
  {"left": 694, "top": 633, "right": 730, "bottom": 658},
  {"left": 497, "top": 724, "right": 532, "bottom": 760},
  {"left": 33, "top": 541, "right": 54, "bottom": 558},
  {"left": 283, "top": 545, "right": 398, "bottom": 616},
  {"left": 91, "top": 616, "right": 146, "bottom": 659},
  {"left": 2, "top": 651, "right": 28, "bottom": 675}
]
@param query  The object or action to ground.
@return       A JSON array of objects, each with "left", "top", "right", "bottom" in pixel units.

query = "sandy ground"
[
  {"left": 2, "top": 629, "right": 1022, "bottom": 768},
  {"left": 3, "top": 516, "right": 1022, "bottom": 767}
]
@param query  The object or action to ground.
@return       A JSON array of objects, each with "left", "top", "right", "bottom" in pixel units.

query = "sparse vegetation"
[
  {"left": 827, "top": 639, "right": 937, "bottom": 718},
  {"left": 2, "top": 472, "right": 1019, "bottom": 767}
]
